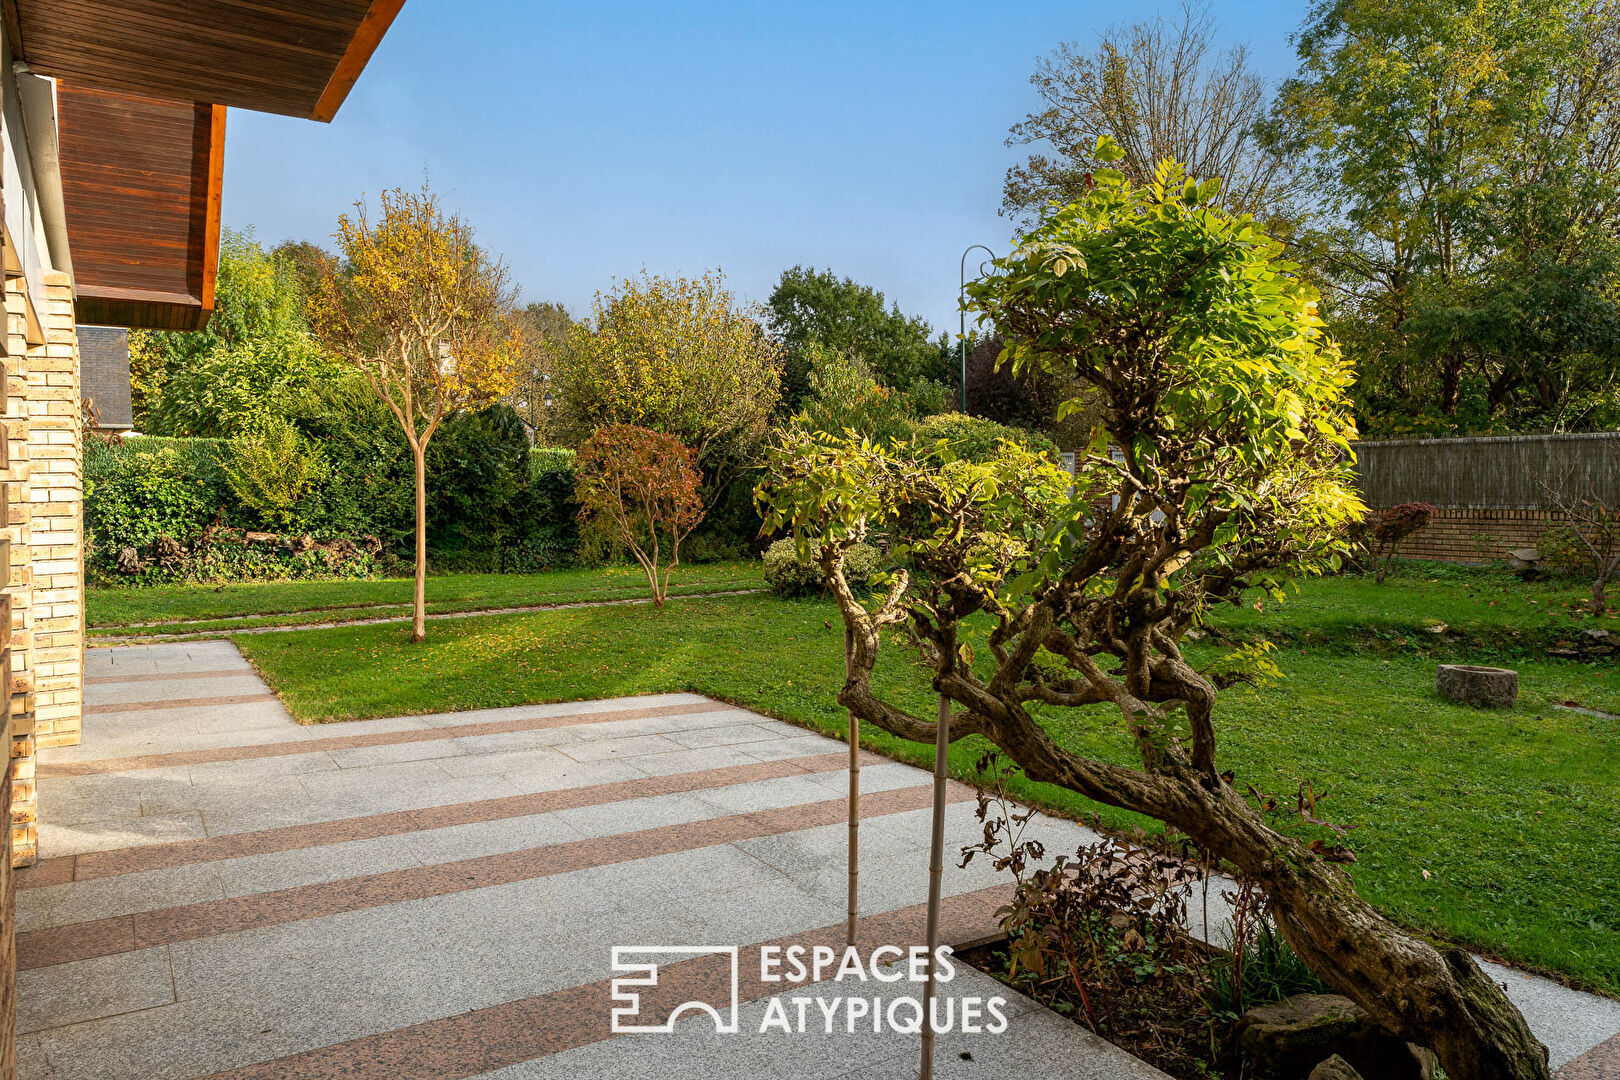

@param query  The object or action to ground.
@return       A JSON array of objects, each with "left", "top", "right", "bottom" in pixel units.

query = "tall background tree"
[
  {"left": 270, "top": 238, "right": 336, "bottom": 304},
  {"left": 130, "top": 230, "right": 342, "bottom": 436},
  {"left": 765, "top": 266, "right": 949, "bottom": 408},
  {"left": 962, "top": 334, "right": 1102, "bottom": 445},
  {"left": 308, "top": 185, "right": 521, "bottom": 642},
  {"left": 791, "top": 345, "right": 947, "bottom": 445},
  {"left": 1270, "top": 0, "right": 1620, "bottom": 434},
  {"left": 508, "top": 300, "right": 575, "bottom": 443},
  {"left": 1003, "top": 1, "right": 1297, "bottom": 227}
]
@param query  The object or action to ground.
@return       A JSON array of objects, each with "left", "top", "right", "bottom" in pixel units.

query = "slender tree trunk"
[
  {"left": 633, "top": 551, "right": 661, "bottom": 607},
  {"left": 649, "top": 558, "right": 665, "bottom": 607},
  {"left": 918, "top": 693, "right": 951, "bottom": 1080},
  {"left": 1440, "top": 351, "right": 1465, "bottom": 415},
  {"left": 411, "top": 442, "right": 428, "bottom": 644},
  {"left": 650, "top": 528, "right": 664, "bottom": 607},
  {"left": 845, "top": 625, "right": 860, "bottom": 947}
]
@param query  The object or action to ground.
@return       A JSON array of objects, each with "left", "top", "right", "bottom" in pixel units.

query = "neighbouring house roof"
[
  {"left": 4, "top": 0, "right": 406, "bottom": 331},
  {"left": 77, "top": 324, "right": 132, "bottom": 429}
]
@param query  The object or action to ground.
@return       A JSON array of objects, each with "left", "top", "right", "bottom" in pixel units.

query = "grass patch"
[
  {"left": 87, "top": 562, "right": 764, "bottom": 634},
  {"left": 236, "top": 584, "right": 1620, "bottom": 995},
  {"left": 1209, "top": 561, "right": 1617, "bottom": 660}
]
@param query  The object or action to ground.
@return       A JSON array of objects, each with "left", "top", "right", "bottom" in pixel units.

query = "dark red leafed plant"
[
  {"left": 1372, "top": 502, "right": 1438, "bottom": 582},
  {"left": 575, "top": 423, "right": 705, "bottom": 606}
]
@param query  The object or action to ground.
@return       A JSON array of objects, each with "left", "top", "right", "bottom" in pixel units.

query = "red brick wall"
[{"left": 1377, "top": 506, "right": 1568, "bottom": 564}]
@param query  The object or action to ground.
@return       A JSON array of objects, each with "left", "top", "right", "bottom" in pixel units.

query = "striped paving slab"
[{"left": 17, "top": 641, "right": 1165, "bottom": 1080}]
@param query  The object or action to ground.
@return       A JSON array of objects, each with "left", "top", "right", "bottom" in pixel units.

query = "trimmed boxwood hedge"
[{"left": 84, "top": 421, "right": 585, "bottom": 585}]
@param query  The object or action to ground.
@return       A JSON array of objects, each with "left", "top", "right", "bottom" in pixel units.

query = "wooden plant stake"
[
  {"left": 918, "top": 692, "right": 950, "bottom": 1079},
  {"left": 846, "top": 625, "right": 860, "bottom": 947}
]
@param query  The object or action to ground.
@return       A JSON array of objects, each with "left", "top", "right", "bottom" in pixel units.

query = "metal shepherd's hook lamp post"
[
  {"left": 957, "top": 244, "right": 996, "bottom": 414},
  {"left": 919, "top": 244, "right": 997, "bottom": 1080}
]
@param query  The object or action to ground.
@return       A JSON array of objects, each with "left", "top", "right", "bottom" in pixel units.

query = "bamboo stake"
[
  {"left": 845, "top": 625, "right": 860, "bottom": 947},
  {"left": 919, "top": 692, "right": 950, "bottom": 1079}
]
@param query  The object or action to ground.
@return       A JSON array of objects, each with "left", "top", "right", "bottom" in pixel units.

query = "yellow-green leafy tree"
[
  {"left": 556, "top": 270, "right": 782, "bottom": 485},
  {"left": 760, "top": 140, "right": 1551, "bottom": 1079},
  {"left": 308, "top": 185, "right": 520, "bottom": 642}
]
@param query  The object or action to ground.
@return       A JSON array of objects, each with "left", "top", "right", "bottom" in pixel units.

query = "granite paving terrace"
[
  {"left": 15, "top": 643, "right": 1618, "bottom": 1080},
  {"left": 17, "top": 641, "right": 1163, "bottom": 1080}
]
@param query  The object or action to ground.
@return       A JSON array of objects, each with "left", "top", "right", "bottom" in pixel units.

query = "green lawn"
[
  {"left": 86, "top": 562, "right": 764, "bottom": 636},
  {"left": 1210, "top": 561, "right": 1616, "bottom": 658},
  {"left": 232, "top": 573, "right": 1620, "bottom": 996}
]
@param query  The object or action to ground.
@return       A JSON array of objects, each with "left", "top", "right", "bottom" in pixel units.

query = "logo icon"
[{"left": 610, "top": 946, "right": 741, "bottom": 1034}]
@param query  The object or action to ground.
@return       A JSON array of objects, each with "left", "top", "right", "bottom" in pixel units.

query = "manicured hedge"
[
  {"left": 85, "top": 438, "right": 231, "bottom": 556},
  {"left": 84, "top": 419, "right": 586, "bottom": 585},
  {"left": 86, "top": 414, "right": 774, "bottom": 587}
]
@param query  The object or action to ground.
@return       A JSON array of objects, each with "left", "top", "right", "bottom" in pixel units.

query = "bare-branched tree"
[
  {"left": 1536, "top": 454, "right": 1620, "bottom": 615},
  {"left": 1003, "top": 1, "right": 1296, "bottom": 227}
]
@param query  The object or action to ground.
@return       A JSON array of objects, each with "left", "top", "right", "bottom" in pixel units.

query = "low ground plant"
[
  {"left": 960, "top": 752, "right": 1331, "bottom": 1078},
  {"left": 1535, "top": 466, "right": 1620, "bottom": 615},
  {"left": 1373, "top": 502, "right": 1439, "bottom": 582}
]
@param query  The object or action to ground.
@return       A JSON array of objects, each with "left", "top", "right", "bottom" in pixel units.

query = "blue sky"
[{"left": 224, "top": 0, "right": 1308, "bottom": 333}]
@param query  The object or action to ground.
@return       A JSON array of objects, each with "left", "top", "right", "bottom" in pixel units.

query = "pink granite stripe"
[
  {"left": 1559, "top": 1033, "right": 1620, "bottom": 1079},
  {"left": 84, "top": 669, "right": 255, "bottom": 686},
  {"left": 40, "top": 700, "right": 735, "bottom": 778},
  {"left": 197, "top": 884, "right": 1011, "bottom": 1080},
  {"left": 18, "top": 748, "right": 886, "bottom": 889},
  {"left": 83, "top": 692, "right": 281, "bottom": 715},
  {"left": 17, "top": 781, "right": 976, "bottom": 971}
]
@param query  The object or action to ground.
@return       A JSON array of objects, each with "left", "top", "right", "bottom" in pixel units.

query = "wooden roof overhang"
[
  {"left": 5, "top": 0, "right": 405, "bottom": 120},
  {"left": 54, "top": 86, "right": 224, "bottom": 331},
  {"left": 5, "top": 0, "right": 405, "bottom": 329}
]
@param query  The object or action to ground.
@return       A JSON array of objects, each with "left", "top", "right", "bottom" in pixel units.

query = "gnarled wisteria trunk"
[{"left": 826, "top": 569, "right": 1550, "bottom": 1080}]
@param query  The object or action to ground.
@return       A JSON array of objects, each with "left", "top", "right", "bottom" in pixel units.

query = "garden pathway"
[
  {"left": 14, "top": 642, "right": 1619, "bottom": 1079},
  {"left": 88, "top": 587, "right": 767, "bottom": 643},
  {"left": 15, "top": 641, "right": 1161, "bottom": 1080}
]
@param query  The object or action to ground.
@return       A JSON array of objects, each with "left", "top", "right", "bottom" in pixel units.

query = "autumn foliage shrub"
[{"left": 575, "top": 424, "right": 705, "bottom": 605}]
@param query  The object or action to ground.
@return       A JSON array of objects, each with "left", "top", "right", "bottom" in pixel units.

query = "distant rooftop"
[{"left": 78, "top": 325, "right": 132, "bottom": 430}]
